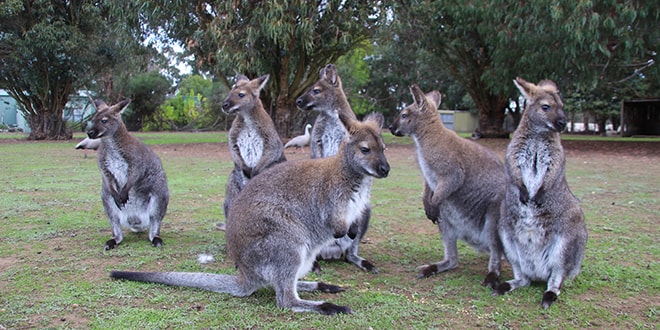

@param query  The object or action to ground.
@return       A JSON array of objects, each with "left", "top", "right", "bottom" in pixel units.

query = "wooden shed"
[{"left": 621, "top": 98, "right": 660, "bottom": 137}]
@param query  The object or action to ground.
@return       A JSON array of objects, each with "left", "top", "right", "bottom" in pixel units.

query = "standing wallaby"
[
  {"left": 494, "top": 78, "right": 587, "bottom": 309},
  {"left": 296, "top": 63, "right": 379, "bottom": 273},
  {"left": 86, "top": 99, "right": 169, "bottom": 250},
  {"left": 220, "top": 74, "right": 286, "bottom": 226},
  {"left": 389, "top": 85, "right": 505, "bottom": 288},
  {"left": 110, "top": 114, "right": 390, "bottom": 315}
]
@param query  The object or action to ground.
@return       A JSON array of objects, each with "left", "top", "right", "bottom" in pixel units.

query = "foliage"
[
  {"left": 0, "top": 0, "right": 160, "bottom": 140},
  {"left": 384, "top": 0, "right": 659, "bottom": 137},
  {"left": 149, "top": 74, "right": 230, "bottom": 131},
  {"left": 110, "top": 0, "right": 387, "bottom": 136},
  {"left": 120, "top": 71, "right": 172, "bottom": 131}
]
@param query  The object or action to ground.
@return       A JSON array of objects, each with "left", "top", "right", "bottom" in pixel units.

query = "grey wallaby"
[
  {"left": 110, "top": 113, "right": 390, "bottom": 315},
  {"left": 389, "top": 85, "right": 505, "bottom": 288},
  {"left": 86, "top": 99, "right": 169, "bottom": 250},
  {"left": 220, "top": 74, "right": 286, "bottom": 225},
  {"left": 295, "top": 63, "right": 380, "bottom": 273},
  {"left": 494, "top": 78, "right": 587, "bottom": 309}
]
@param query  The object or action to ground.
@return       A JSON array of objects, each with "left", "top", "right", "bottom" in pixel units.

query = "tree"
[
  {"left": 119, "top": 71, "right": 172, "bottom": 131},
  {"left": 112, "top": 0, "right": 386, "bottom": 136},
  {"left": 388, "top": 0, "right": 659, "bottom": 137},
  {"left": 0, "top": 0, "right": 136, "bottom": 139}
]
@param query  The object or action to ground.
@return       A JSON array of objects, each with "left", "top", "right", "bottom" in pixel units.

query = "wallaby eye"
[
  {"left": 101, "top": 118, "right": 108, "bottom": 124},
  {"left": 238, "top": 92, "right": 246, "bottom": 98},
  {"left": 541, "top": 105, "right": 550, "bottom": 112},
  {"left": 401, "top": 113, "right": 408, "bottom": 119},
  {"left": 312, "top": 88, "right": 321, "bottom": 95},
  {"left": 360, "top": 147, "right": 370, "bottom": 154}
]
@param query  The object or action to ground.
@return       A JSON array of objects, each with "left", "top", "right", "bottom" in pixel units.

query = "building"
[
  {"left": 438, "top": 110, "right": 478, "bottom": 133},
  {"left": 0, "top": 90, "right": 95, "bottom": 133},
  {"left": 621, "top": 98, "right": 660, "bottom": 137}
]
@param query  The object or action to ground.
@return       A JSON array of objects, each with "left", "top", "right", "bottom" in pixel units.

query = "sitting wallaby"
[
  {"left": 494, "top": 78, "right": 587, "bottom": 309},
  {"left": 110, "top": 113, "right": 390, "bottom": 315},
  {"left": 86, "top": 99, "right": 169, "bottom": 250},
  {"left": 218, "top": 74, "right": 286, "bottom": 229},
  {"left": 296, "top": 63, "right": 379, "bottom": 273},
  {"left": 389, "top": 85, "right": 505, "bottom": 288}
]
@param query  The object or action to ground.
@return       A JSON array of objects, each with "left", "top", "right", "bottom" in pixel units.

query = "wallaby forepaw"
[
  {"left": 482, "top": 272, "right": 500, "bottom": 289},
  {"left": 104, "top": 239, "right": 117, "bottom": 251},
  {"left": 312, "top": 260, "right": 323, "bottom": 275},
  {"left": 317, "top": 302, "right": 353, "bottom": 315},
  {"left": 542, "top": 291, "right": 557, "bottom": 309},
  {"left": 317, "top": 282, "right": 345, "bottom": 294},
  {"left": 151, "top": 237, "right": 163, "bottom": 248}
]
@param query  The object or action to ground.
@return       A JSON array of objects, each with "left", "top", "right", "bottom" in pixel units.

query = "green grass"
[{"left": 0, "top": 132, "right": 658, "bottom": 329}]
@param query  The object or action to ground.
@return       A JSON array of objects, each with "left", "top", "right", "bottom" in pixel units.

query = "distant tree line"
[{"left": 1, "top": 0, "right": 657, "bottom": 139}]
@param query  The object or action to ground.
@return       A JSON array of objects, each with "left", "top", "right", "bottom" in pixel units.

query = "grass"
[{"left": 0, "top": 131, "right": 658, "bottom": 329}]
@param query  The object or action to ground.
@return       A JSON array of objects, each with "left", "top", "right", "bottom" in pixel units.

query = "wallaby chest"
[
  {"left": 343, "top": 177, "right": 373, "bottom": 224},
  {"left": 235, "top": 117, "right": 265, "bottom": 168},
  {"left": 515, "top": 138, "right": 553, "bottom": 198},
  {"left": 101, "top": 140, "right": 129, "bottom": 189},
  {"left": 413, "top": 136, "right": 439, "bottom": 188},
  {"left": 315, "top": 114, "right": 347, "bottom": 158}
]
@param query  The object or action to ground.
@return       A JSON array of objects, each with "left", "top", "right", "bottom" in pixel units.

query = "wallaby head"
[
  {"left": 339, "top": 112, "right": 390, "bottom": 179},
  {"left": 514, "top": 77, "right": 566, "bottom": 133},
  {"left": 87, "top": 99, "right": 131, "bottom": 140},
  {"left": 389, "top": 84, "right": 442, "bottom": 137},
  {"left": 222, "top": 74, "right": 269, "bottom": 115},
  {"left": 296, "top": 64, "right": 352, "bottom": 116}
]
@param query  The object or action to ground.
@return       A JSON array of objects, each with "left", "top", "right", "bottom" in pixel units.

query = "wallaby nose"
[
  {"left": 555, "top": 119, "right": 567, "bottom": 131},
  {"left": 379, "top": 162, "right": 390, "bottom": 178},
  {"left": 222, "top": 101, "right": 229, "bottom": 110},
  {"left": 295, "top": 98, "right": 303, "bottom": 106},
  {"left": 86, "top": 129, "right": 96, "bottom": 139}
]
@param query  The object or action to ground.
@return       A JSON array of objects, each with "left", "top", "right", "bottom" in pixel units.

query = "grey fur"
[
  {"left": 86, "top": 99, "right": 169, "bottom": 250},
  {"left": 221, "top": 74, "right": 286, "bottom": 221},
  {"left": 295, "top": 63, "right": 380, "bottom": 273},
  {"left": 495, "top": 78, "right": 587, "bottom": 309},
  {"left": 110, "top": 115, "right": 390, "bottom": 314},
  {"left": 389, "top": 85, "right": 505, "bottom": 287}
]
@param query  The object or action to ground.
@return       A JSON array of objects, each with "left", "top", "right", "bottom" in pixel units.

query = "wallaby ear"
[
  {"left": 410, "top": 84, "right": 427, "bottom": 110},
  {"left": 111, "top": 99, "right": 131, "bottom": 114},
  {"left": 235, "top": 75, "right": 249, "bottom": 83},
  {"left": 538, "top": 79, "right": 559, "bottom": 93},
  {"left": 94, "top": 99, "right": 108, "bottom": 111},
  {"left": 426, "top": 91, "right": 442, "bottom": 110},
  {"left": 514, "top": 77, "right": 535, "bottom": 101},
  {"left": 255, "top": 74, "right": 270, "bottom": 92},
  {"left": 363, "top": 112, "right": 385, "bottom": 132},
  {"left": 321, "top": 64, "right": 338, "bottom": 85}
]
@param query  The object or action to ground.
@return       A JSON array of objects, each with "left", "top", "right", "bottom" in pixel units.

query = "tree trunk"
[
  {"left": 27, "top": 110, "right": 72, "bottom": 140},
  {"left": 273, "top": 93, "right": 295, "bottom": 137},
  {"left": 475, "top": 94, "right": 509, "bottom": 138}
]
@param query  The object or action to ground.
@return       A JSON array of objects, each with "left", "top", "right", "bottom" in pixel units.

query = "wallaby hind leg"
[
  {"left": 104, "top": 205, "right": 124, "bottom": 251},
  {"left": 542, "top": 270, "right": 565, "bottom": 309},
  {"left": 343, "top": 207, "right": 378, "bottom": 273},
  {"left": 274, "top": 278, "right": 352, "bottom": 315},
  {"left": 482, "top": 210, "right": 503, "bottom": 289},
  {"left": 148, "top": 196, "right": 165, "bottom": 248},
  {"left": 417, "top": 221, "right": 459, "bottom": 278}
]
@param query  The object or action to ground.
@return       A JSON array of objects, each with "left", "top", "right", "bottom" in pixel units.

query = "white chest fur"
[
  {"left": 343, "top": 177, "right": 372, "bottom": 226},
  {"left": 103, "top": 141, "right": 128, "bottom": 189},
  {"left": 236, "top": 118, "right": 264, "bottom": 168},
  {"left": 517, "top": 139, "right": 551, "bottom": 199},
  {"left": 413, "top": 137, "right": 437, "bottom": 188}
]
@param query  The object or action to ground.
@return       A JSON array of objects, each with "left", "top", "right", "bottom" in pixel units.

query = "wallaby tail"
[{"left": 110, "top": 271, "right": 255, "bottom": 297}]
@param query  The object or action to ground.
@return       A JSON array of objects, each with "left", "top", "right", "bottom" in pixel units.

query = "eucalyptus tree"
[
  {"left": 388, "top": 0, "right": 658, "bottom": 137},
  {"left": 113, "top": 0, "right": 387, "bottom": 135},
  {"left": 0, "top": 0, "right": 152, "bottom": 140}
]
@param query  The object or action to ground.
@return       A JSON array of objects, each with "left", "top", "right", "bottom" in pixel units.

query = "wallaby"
[
  {"left": 389, "top": 85, "right": 505, "bottom": 288},
  {"left": 494, "top": 78, "right": 587, "bottom": 309},
  {"left": 86, "top": 99, "right": 169, "bottom": 250},
  {"left": 110, "top": 114, "right": 391, "bottom": 315},
  {"left": 220, "top": 74, "right": 286, "bottom": 227},
  {"left": 296, "top": 63, "right": 379, "bottom": 273}
]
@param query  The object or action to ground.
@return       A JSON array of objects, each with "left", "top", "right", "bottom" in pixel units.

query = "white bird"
[
  {"left": 75, "top": 137, "right": 102, "bottom": 150},
  {"left": 284, "top": 123, "right": 312, "bottom": 153}
]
